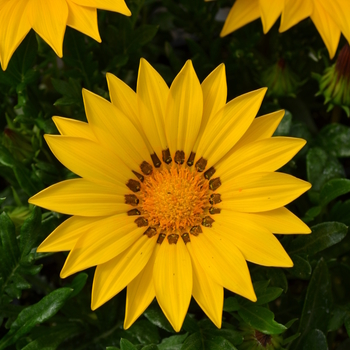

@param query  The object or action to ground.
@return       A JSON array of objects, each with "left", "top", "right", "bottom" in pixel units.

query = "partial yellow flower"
[
  {"left": 29, "top": 59, "right": 311, "bottom": 332},
  {"left": 0, "top": 0, "right": 131, "bottom": 70},
  {"left": 220, "top": 0, "right": 350, "bottom": 59}
]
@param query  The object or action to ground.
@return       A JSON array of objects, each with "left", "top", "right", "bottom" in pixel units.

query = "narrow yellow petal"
[
  {"left": 213, "top": 215, "right": 293, "bottom": 267},
  {"left": 221, "top": 207, "right": 311, "bottom": 234},
  {"left": 106, "top": 73, "right": 154, "bottom": 154},
  {"left": 192, "top": 64, "right": 227, "bottom": 152},
  {"left": 60, "top": 215, "right": 144, "bottom": 278},
  {"left": 28, "top": 179, "right": 129, "bottom": 216},
  {"left": 66, "top": 0, "right": 101, "bottom": 42},
  {"left": 124, "top": 245, "right": 160, "bottom": 329},
  {"left": 137, "top": 59, "right": 169, "bottom": 159},
  {"left": 37, "top": 216, "right": 104, "bottom": 252},
  {"left": 219, "top": 172, "right": 312, "bottom": 212},
  {"left": 215, "top": 137, "right": 306, "bottom": 181},
  {"left": 187, "top": 244, "right": 223, "bottom": 328},
  {"left": 29, "top": 0, "right": 68, "bottom": 57},
  {"left": 279, "top": 0, "right": 313, "bottom": 32},
  {"left": 190, "top": 229, "right": 256, "bottom": 301},
  {"left": 153, "top": 238, "right": 192, "bottom": 332},
  {"left": 0, "top": 0, "right": 31, "bottom": 70},
  {"left": 70, "top": 0, "right": 131, "bottom": 16},
  {"left": 92, "top": 235, "right": 157, "bottom": 309},
  {"left": 259, "top": 0, "right": 283, "bottom": 33},
  {"left": 310, "top": 1, "right": 341, "bottom": 59},
  {"left": 220, "top": 0, "right": 260, "bottom": 37},
  {"left": 52, "top": 117, "right": 97, "bottom": 141},
  {"left": 44, "top": 135, "right": 131, "bottom": 187},
  {"left": 165, "top": 60, "right": 203, "bottom": 158},
  {"left": 82, "top": 89, "right": 153, "bottom": 171},
  {"left": 196, "top": 88, "right": 267, "bottom": 170}
]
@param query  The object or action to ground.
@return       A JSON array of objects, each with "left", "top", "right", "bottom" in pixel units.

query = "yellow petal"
[
  {"left": 220, "top": 0, "right": 260, "bottom": 37},
  {"left": 165, "top": 60, "right": 203, "bottom": 158},
  {"left": 60, "top": 215, "right": 144, "bottom": 278},
  {"left": 0, "top": 0, "right": 31, "bottom": 70},
  {"left": 221, "top": 207, "right": 311, "bottom": 234},
  {"left": 215, "top": 137, "right": 306, "bottom": 181},
  {"left": 213, "top": 214, "right": 293, "bottom": 267},
  {"left": 28, "top": 178, "right": 129, "bottom": 216},
  {"left": 92, "top": 235, "right": 156, "bottom": 309},
  {"left": 44, "top": 135, "right": 131, "bottom": 187},
  {"left": 29, "top": 0, "right": 68, "bottom": 57},
  {"left": 190, "top": 229, "right": 256, "bottom": 301},
  {"left": 52, "top": 117, "right": 97, "bottom": 141},
  {"left": 259, "top": 0, "right": 283, "bottom": 33},
  {"left": 187, "top": 244, "right": 223, "bottom": 328},
  {"left": 66, "top": 0, "right": 101, "bottom": 42},
  {"left": 37, "top": 215, "right": 103, "bottom": 252},
  {"left": 124, "top": 245, "right": 160, "bottom": 329},
  {"left": 192, "top": 64, "right": 227, "bottom": 152},
  {"left": 153, "top": 238, "right": 192, "bottom": 332},
  {"left": 279, "top": 0, "right": 313, "bottom": 32},
  {"left": 82, "top": 89, "right": 152, "bottom": 171},
  {"left": 233, "top": 110, "right": 285, "bottom": 151},
  {"left": 70, "top": 0, "right": 131, "bottom": 16},
  {"left": 311, "top": 0, "right": 341, "bottom": 59},
  {"left": 196, "top": 88, "right": 267, "bottom": 170},
  {"left": 137, "top": 59, "right": 169, "bottom": 159},
  {"left": 219, "top": 172, "right": 312, "bottom": 212},
  {"left": 106, "top": 73, "right": 155, "bottom": 154}
]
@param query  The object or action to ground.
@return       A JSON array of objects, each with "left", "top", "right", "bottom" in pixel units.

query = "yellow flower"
[
  {"left": 29, "top": 59, "right": 311, "bottom": 332},
  {"left": 220, "top": 0, "right": 350, "bottom": 59},
  {"left": 0, "top": 0, "right": 131, "bottom": 70}
]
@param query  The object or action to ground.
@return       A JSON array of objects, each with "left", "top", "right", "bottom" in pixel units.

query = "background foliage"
[{"left": 0, "top": 0, "right": 350, "bottom": 349}]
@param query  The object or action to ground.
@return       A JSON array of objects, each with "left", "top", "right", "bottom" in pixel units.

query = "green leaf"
[
  {"left": 19, "top": 207, "right": 41, "bottom": 258},
  {"left": 301, "top": 329, "right": 328, "bottom": 350},
  {"left": 288, "top": 255, "right": 312, "bottom": 279},
  {"left": 289, "top": 222, "right": 347, "bottom": 256},
  {"left": 157, "top": 333, "right": 188, "bottom": 350},
  {"left": 0, "top": 288, "right": 73, "bottom": 349},
  {"left": 126, "top": 319, "right": 160, "bottom": 345},
  {"left": 65, "top": 273, "right": 88, "bottom": 299},
  {"left": 120, "top": 338, "right": 138, "bottom": 350},
  {"left": 293, "top": 259, "right": 331, "bottom": 349},
  {"left": 320, "top": 178, "right": 350, "bottom": 206},
  {"left": 128, "top": 25, "right": 159, "bottom": 52},
  {"left": 238, "top": 305, "right": 287, "bottom": 335},
  {"left": 253, "top": 281, "right": 283, "bottom": 305},
  {"left": 223, "top": 297, "right": 240, "bottom": 312},
  {"left": 181, "top": 331, "right": 238, "bottom": 350},
  {"left": 144, "top": 303, "right": 175, "bottom": 333}
]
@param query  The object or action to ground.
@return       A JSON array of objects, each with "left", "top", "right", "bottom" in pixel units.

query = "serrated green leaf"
[
  {"left": 238, "top": 305, "right": 287, "bottom": 335},
  {"left": 181, "top": 331, "right": 238, "bottom": 350},
  {"left": 120, "top": 338, "right": 138, "bottom": 350},
  {"left": 320, "top": 178, "right": 350, "bottom": 206},
  {"left": 289, "top": 222, "right": 347, "bottom": 256},
  {"left": 19, "top": 207, "right": 41, "bottom": 258},
  {"left": 0, "top": 288, "right": 73, "bottom": 349},
  {"left": 157, "top": 333, "right": 188, "bottom": 350}
]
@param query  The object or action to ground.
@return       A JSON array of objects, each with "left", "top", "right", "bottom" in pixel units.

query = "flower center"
[{"left": 140, "top": 165, "right": 209, "bottom": 231}]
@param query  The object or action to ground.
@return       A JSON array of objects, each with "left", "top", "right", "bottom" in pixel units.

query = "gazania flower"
[
  {"left": 219, "top": 0, "right": 350, "bottom": 59},
  {"left": 29, "top": 59, "right": 311, "bottom": 331},
  {"left": 0, "top": 0, "right": 131, "bottom": 70}
]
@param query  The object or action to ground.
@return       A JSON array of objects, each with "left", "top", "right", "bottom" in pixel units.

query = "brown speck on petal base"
[
  {"left": 209, "top": 193, "right": 222, "bottom": 205},
  {"left": 167, "top": 233, "right": 179, "bottom": 244},
  {"left": 195, "top": 157, "right": 207, "bottom": 172},
  {"left": 128, "top": 209, "right": 141, "bottom": 216},
  {"left": 140, "top": 161, "right": 153, "bottom": 175},
  {"left": 132, "top": 171, "right": 144, "bottom": 182},
  {"left": 182, "top": 233, "right": 191, "bottom": 244},
  {"left": 144, "top": 226, "right": 157, "bottom": 238},
  {"left": 204, "top": 166, "right": 216, "bottom": 180},
  {"left": 162, "top": 149, "right": 172, "bottom": 164},
  {"left": 209, "top": 177, "right": 221, "bottom": 191},
  {"left": 187, "top": 152, "right": 195, "bottom": 166},
  {"left": 157, "top": 233, "right": 166, "bottom": 244},
  {"left": 190, "top": 225, "right": 203, "bottom": 236},
  {"left": 202, "top": 216, "right": 215, "bottom": 227},
  {"left": 134, "top": 217, "right": 148, "bottom": 227},
  {"left": 151, "top": 153, "right": 161, "bottom": 168},
  {"left": 209, "top": 207, "right": 221, "bottom": 214},
  {"left": 174, "top": 150, "right": 185, "bottom": 164},
  {"left": 126, "top": 179, "right": 141, "bottom": 192},
  {"left": 125, "top": 194, "right": 139, "bottom": 206}
]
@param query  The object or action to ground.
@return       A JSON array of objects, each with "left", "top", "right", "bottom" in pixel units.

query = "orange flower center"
[{"left": 140, "top": 165, "right": 209, "bottom": 231}]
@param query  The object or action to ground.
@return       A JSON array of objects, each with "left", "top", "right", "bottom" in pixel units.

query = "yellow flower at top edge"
[
  {"left": 29, "top": 59, "right": 311, "bottom": 332},
  {"left": 219, "top": 0, "right": 350, "bottom": 59},
  {"left": 0, "top": 0, "right": 131, "bottom": 70}
]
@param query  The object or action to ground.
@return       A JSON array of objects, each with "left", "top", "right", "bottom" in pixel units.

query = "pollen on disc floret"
[{"left": 140, "top": 165, "right": 209, "bottom": 232}]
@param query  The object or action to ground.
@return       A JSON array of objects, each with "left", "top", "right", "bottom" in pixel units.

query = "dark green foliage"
[{"left": 0, "top": 0, "right": 350, "bottom": 349}]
